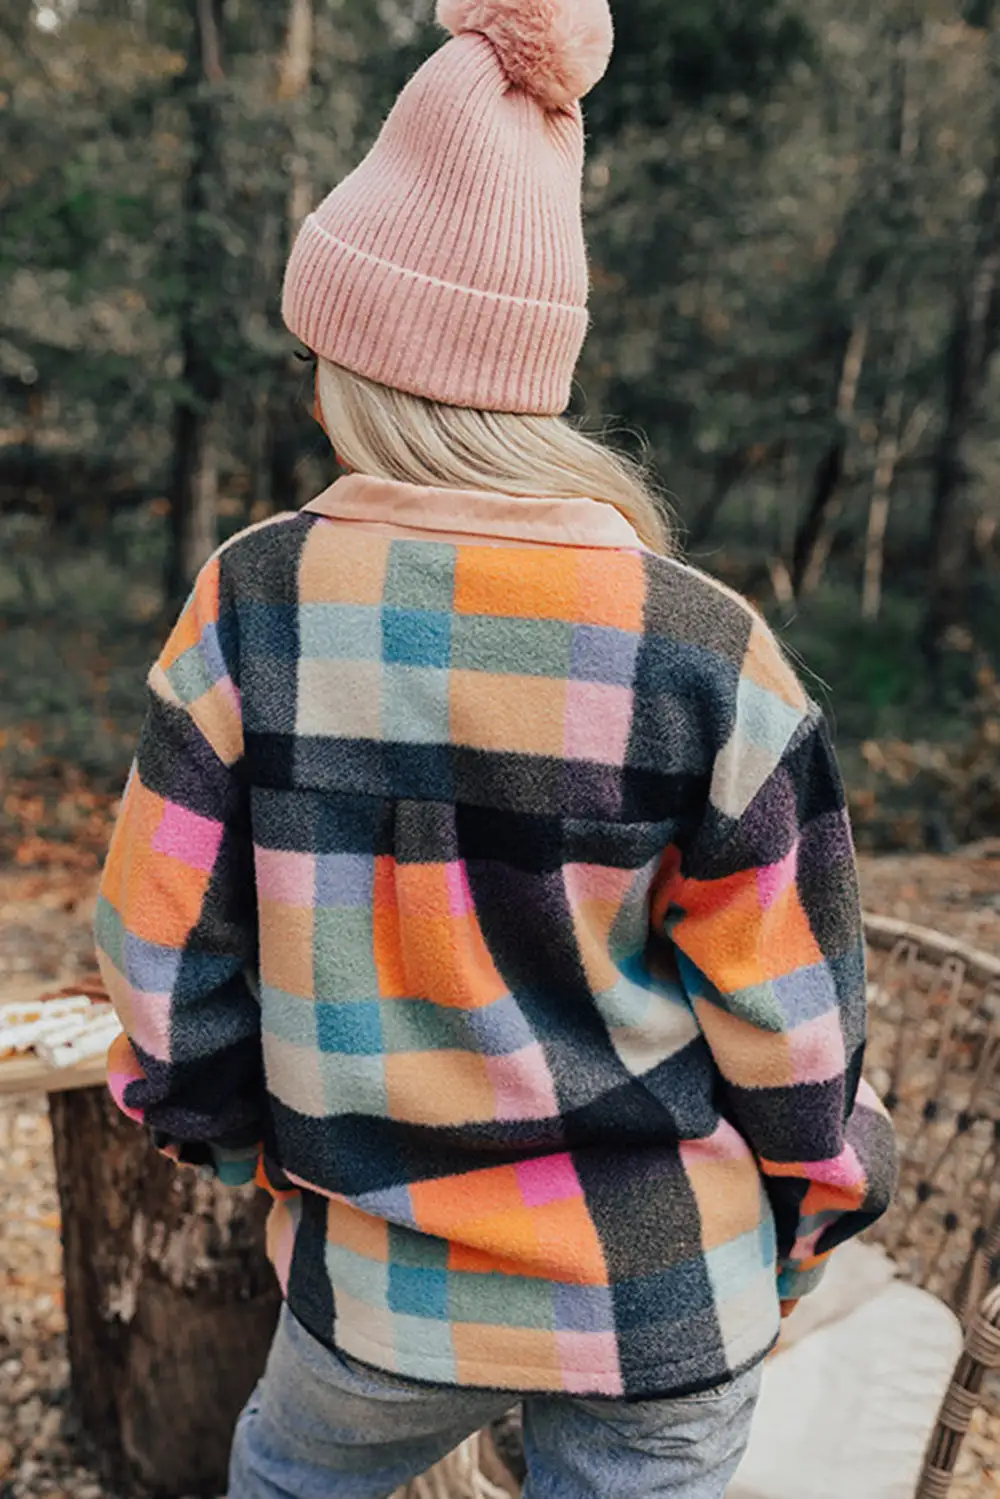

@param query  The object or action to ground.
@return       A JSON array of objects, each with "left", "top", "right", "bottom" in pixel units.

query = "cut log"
[{"left": 48, "top": 1086, "right": 279, "bottom": 1498}]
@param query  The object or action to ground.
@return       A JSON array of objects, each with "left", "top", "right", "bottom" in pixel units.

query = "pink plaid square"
[
  {"left": 564, "top": 682, "right": 633, "bottom": 765},
  {"left": 445, "top": 861, "right": 475, "bottom": 917},
  {"left": 486, "top": 1044, "right": 559, "bottom": 1122},
  {"left": 557, "top": 1331, "right": 624, "bottom": 1395},
  {"left": 757, "top": 841, "right": 799, "bottom": 910},
  {"left": 152, "top": 802, "right": 223, "bottom": 874},
  {"left": 517, "top": 1153, "right": 581, "bottom": 1207},
  {"left": 788, "top": 1009, "right": 846, "bottom": 1086},
  {"left": 255, "top": 849, "right": 317, "bottom": 906}
]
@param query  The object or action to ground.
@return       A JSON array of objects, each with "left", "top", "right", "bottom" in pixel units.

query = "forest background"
[{"left": 5, "top": 0, "right": 1000, "bottom": 865}]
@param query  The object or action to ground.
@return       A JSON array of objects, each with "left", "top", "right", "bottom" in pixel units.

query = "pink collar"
[{"left": 302, "top": 474, "right": 644, "bottom": 550}]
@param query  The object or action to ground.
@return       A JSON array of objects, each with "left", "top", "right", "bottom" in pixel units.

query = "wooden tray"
[{"left": 0, "top": 1052, "right": 107, "bottom": 1097}]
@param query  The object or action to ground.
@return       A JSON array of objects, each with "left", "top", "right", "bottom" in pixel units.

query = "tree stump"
[{"left": 48, "top": 1086, "right": 280, "bottom": 1498}]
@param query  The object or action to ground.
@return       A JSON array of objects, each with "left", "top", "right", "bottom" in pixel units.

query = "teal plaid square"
[
  {"left": 389, "top": 1264, "right": 449, "bottom": 1319},
  {"left": 313, "top": 907, "right": 380, "bottom": 999},
  {"left": 383, "top": 608, "right": 451, "bottom": 669},
  {"left": 94, "top": 895, "right": 126, "bottom": 971},
  {"left": 261, "top": 985, "right": 318, "bottom": 1048},
  {"left": 448, "top": 1270, "right": 556, "bottom": 1329},
  {"left": 388, "top": 1223, "right": 450, "bottom": 1271},
  {"left": 165, "top": 644, "right": 216, "bottom": 705},
  {"left": 325, "top": 1241, "right": 389, "bottom": 1307},
  {"left": 451, "top": 615, "right": 573, "bottom": 678},
  {"left": 382, "top": 665, "right": 450, "bottom": 744},
  {"left": 319, "top": 1049, "right": 387, "bottom": 1116},
  {"left": 380, "top": 998, "right": 468, "bottom": 1054},
  {"left": 391, "top": 1313, "right": 457, "bottom": 1381},
  {"left": 299, "top": 603, "right": 381, "bottom": 660},
  {"left": 384, "top": 541, "right": 456, "bottom": 611},
  {"left": 316, "top": 999, "right": 383, "bottom": 1055}
]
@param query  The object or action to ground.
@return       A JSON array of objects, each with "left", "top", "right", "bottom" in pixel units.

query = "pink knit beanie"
[{"left": 282, "top": 0, "right": 614, "bottom": 416}]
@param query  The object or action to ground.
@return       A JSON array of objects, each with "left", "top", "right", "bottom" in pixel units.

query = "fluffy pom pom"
[{"left": 436, "top": 0, "right": 613, "bottom": 111}]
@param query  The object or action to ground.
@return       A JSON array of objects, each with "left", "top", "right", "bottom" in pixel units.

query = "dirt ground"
[
  {"left": 0, "top": 852, "right": 998, "bottom": 1498},
  {"left": 858, "top": 844, "right": 1000, "bottom": 954}
]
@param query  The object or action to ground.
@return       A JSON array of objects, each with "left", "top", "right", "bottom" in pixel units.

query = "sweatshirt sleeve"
[
  {"left": 94, "top": 554, "right": 262, "bottom": 1186},
  {"left": 658, "top": 627, "right": 897, "bottom": 1301}
]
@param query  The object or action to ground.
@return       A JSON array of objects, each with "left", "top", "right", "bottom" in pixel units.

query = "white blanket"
[{"left": 729, "top": 1279, "right": 962, "bottom": 1499}]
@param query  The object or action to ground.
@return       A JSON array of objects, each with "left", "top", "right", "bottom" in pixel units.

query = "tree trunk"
[
  {"left": 261, "top": 0, "right": 318, "bottom": 518},
  {"left": 923, "top": 32, "right": 1000, "bottom": 660},
  {"left": 164, "top": 0, "right": 226, "bottom": 607},
  {"left": 280, "top": 0, "right": 315, "bottom": 240},
  {"left": 278, "top": 0, "right": 314, "bottom": 101},
  {"left": 861, "top": 340, "right": 909, "bottom": 621},
  {"left": 861, "top": 417, "right": 901, "bottom": 624},
  {"left": 793, "top": 28, "right": 922, "bottom": 602},
  {"left": 792, "top": 440, "right": 846, "bottom": 598},
  {"left": 249, "top": 204, "right": 283, "bottom": 520},
  {"left": 790, "top": 316, "right": 868, "bottom": 596},
  {"left": 49, "top": 1087, "right": 279, "bottom": 1498},
  {"left": 167, "top": 397, "right": 219, "bottom": 603},
  {"left": 922, "top": 227, "right": 1000, "bottom": 656},
  {"left": 687, "top": 445, "right": 775, "bottom": 548}
]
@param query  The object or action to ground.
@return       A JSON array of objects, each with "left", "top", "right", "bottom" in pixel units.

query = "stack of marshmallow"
[{"left": 0, "top": 994, "right": 122, "bottom": 1070}]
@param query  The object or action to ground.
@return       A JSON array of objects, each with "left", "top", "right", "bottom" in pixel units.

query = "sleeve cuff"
[
  {"left": 208, "top": 1145, "right": 260, "bottom": 1186},
  {"left": 148, "top": 1132, "right": 260, "bottom": 1184},
  {"left": 778, "top": 1260, "right": 829, "bottom": 1303}
]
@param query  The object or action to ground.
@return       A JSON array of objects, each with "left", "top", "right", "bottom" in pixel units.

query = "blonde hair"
[{"left": 316, "top": 360, "right": 672, "bottom": 554}]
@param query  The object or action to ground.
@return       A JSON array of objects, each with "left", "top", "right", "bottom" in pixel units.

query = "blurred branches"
[{"left": 2, "top": 0, "right": 1000, "bottom": 822}]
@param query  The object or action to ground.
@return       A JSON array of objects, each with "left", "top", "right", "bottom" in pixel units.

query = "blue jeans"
[{"left": 229, "top": 1307, "right": 761, "bottom": 1498}]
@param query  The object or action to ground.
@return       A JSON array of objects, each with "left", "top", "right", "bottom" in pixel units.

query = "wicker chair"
[
  {"left": 400, "top": 914, "right": 1000, "bottom": 1499},
  {"left": 863, "top": 915, "right": 1000, "bottom": 1498}
]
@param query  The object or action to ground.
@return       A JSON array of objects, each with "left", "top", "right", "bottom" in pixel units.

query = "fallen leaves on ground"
[{"left": 1, "top": 764, "right": 119, "bottom": 873}]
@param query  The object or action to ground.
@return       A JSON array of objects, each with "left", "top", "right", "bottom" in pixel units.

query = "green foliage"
[
  {"left": 3, "top": 0, "right": 1000, "bottom": 845},
  {"left": 591, "top": 0, "right": 813, "bottom": 134},
  {"left": 0, "top": 510, "right": 155, "bottom": 783},
  {"left": 778, "top": 588, "right": 932, "bottom": 735}
]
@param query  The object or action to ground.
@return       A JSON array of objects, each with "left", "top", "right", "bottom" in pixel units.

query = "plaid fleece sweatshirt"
[{"left": 95, "top": 475, "right": 896, "bottom": 1399}]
